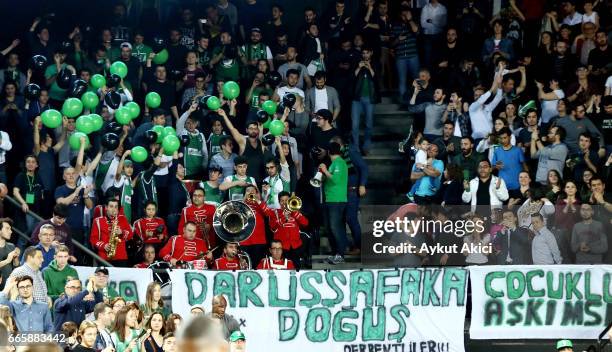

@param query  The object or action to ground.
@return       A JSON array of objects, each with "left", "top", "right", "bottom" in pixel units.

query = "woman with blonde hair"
[
  {"left": 112, "top": 303, "right": 144, "bottom": 352},
  {"left": 0, "top": 305, "right": 17, "bottom": 334},
  {"left": 73, "top": 320, "right": 115, "bottom": 352},
  {"left": 140, "top": 282, "right": 169, "bottom": 320}
]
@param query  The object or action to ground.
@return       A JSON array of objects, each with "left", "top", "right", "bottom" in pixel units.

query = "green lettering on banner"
[
  {"left": 305, "top": 308, "right": 331, "bottom": 342},
  {"left": 332, "top": 309, "right": 358, "bottom": 342},
  {"left": 484, "top": 299, "right": 503, "bottom": 326},
  {"left": 547, "top": 271, "right": 563, "bottom": 299},
  {"left": 400, "top": 269, "right": 422, "bottom": 306},
  {"left": 269, "top": 272, "right": 297, "bottom": 307},
  {"left": 561, "top": 301, "right": 584, "bottom": 326},
  {"left": 485, "top": 272, "right": 505, "bottom": 298},
  {"left": 524, "top": 299, "right": 544, "bottom": 326},
  {"left": 545, "top": 300, "right": 557, "bottom": 325},
  {"left": 278, "top": 309, "right": 299, "bottom": 341},
  {"left": 362, "top": 307, "right": 385, "bottom": 341},
  {"left": 507, "top": 271, "right": 526, "bottom": 300},
  {"left": 213, "top": 272, "right": 236, "bottom": 306},
  {"left": 506, "top": 300, "right": 524, "bottom": 326},
  {"left": 526, "top": 270, "right": 545, "bottom": 297},
  {"left": 375, "top": 270, "right": 399, "bottom": 307},
  {"left": 422, "top": 269, "right": 441, "bottom": 306},
  {"left": 109, "top": 281, "right": 138, "bottom": 302},
  {"left": 237, "top": 271, "right": 264, "bottom": 307},
  {"left": 322, "top": 272, "right": 346, "bottom": 307},
  {"left": 604, "top": 274, "right": 612, "bottom": 303},
  {"left": 387, "top": 305, "right": 409, "bottom": 343},
  {"left": 584, "top": 301, "right": 603, "bottom": 326},
  {"left": 605, "top": 303, "right": 612, "bottom": 324},
  {"left": 350, "top": 270, "right": 374, "bottom": 308},
  {"left": 299, "top": 272, "right": 323, "bottom": 308},
  {"left": 565, "top": 272, "right": 583, "bottom": 300},
  {"left": 185, "top": 273, "right": 207, "bottom": 306},
  {"left": 442, "top": 268, "right": 467, "bottom": 306},
  {"left": 585, "top": 271, "right": 602, "bottom": 302}
]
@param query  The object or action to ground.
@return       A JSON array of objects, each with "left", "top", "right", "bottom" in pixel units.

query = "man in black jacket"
[{"left": 493, "top": 209, "right": 532, "bottom": 264}]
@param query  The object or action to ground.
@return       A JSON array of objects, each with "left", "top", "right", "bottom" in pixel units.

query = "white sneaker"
[{"left": 327, "top": 254, "right": 345, "bottom": 265}]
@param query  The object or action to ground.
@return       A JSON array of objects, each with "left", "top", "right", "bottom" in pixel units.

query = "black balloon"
[
  {"left": 267, "top": 71, "right": 282, "bottom": 88},
  {"left": 106, "top": 73, "right": 121, "bottom": 88},
  {"left": 101, "top": 132, "right": 120, "bottom": 150},
  {"left": 152, "top": 37, "right": 166, "bottom": 53},
  {"left": 282, "top": 93, "right": 296, "bottom": 108},
  {"left": 106, "top": 121, "right": 123, "bottom": 134},
  {"left": 24, "top": 83, "right": 41, "bottom": 100},
  {"left": 262, "top": 128, "right": 269, "bottom": 135},
  {"left": 256, "top": 110, "right": 268, "bottom": 123},
  {"left": 145, "top": 130, "right": 158, "bottom": 144},
  {"left": 60, "top": 40, "right": 73, "bottom": 52},
  {"left": 56, "top": 68, "right": 73, "bottom": 89},
  {"left": 198, "top": 95, "right": 211, "bottom": 110},
  {"left": 104, "top": 91, "right": 122, "bottom": 109},
  {"left": 69, "top": 79, "right": 88, "bottom": 98},
  {"left": 179, "top": 134, "right": 190, "bottom": 147},
  {"left": 31, "top": 55, "right": 48, "bottom": 70},
  {"left": 262, "top": 134, "right": 275, "bottom": 146}
]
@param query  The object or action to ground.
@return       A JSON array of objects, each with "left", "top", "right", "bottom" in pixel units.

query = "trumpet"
[
  {"left": 287, "top": 195, "right": 302, "bottom": 211},
  {"left": 246, "top": 193, "right": 257, "bottom": 202},
  {"left": 237, "top": 250, "right": 251, "bottom": 270}
]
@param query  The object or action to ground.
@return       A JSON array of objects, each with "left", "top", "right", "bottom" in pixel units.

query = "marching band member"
[
  {"left": 134, "top": 244, "right": 157, "bottom": 268},
  {"left": 266, "top": 191, "right": 309, "bottom": 269},
  {"left": 256, "top": 240, "right": 296, "bottom": 270},
  {"left": 178, "top": 187, "right": 217, "bottom": 248},
  {"left": 239, "top": 184, "right": 270, "bottom": 266},
  {"left": 160, "top": 222, "right": 212, "bottom": 267},
  {"left": 133, "top": 201, "right": 168, "bottom": 250},
  {"left": 214, "top": 242, "right": 248, "bottom": 270},
  {"left": 90, "top": 198, "right": 133, "bottom": 266}
]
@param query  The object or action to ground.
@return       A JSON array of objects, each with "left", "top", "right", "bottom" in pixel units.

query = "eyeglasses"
[
  {"left": 270, "top": 247, "right": 282, "bottom": 251},
  {"left": 17, "top": 285, "right": 32, "bottom": 290}
]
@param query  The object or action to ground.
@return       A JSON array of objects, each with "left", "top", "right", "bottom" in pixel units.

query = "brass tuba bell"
[
  {"left": 287, "top": 195, "right": 302, "bottom": 211},
  {"left": 213, "top": 201, "right": 257, "bottom": 243}
]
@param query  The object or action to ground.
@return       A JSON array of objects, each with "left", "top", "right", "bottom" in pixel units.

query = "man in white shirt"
[
  {"left": 562, "top": 1, "right": 583, "bottom": 26},
  {"left": 420, "top": 0, "right": 447, "bottom": 67},
  {"left": 469, "top": 74, "right": 503, "bottom": 141},
  {"left": 531, "top": 213, "right": 562, "bottom": 264},
  {"left": 304, "top": 71, "right": 341, "bottom": 120},
  {"left": 0, "top": 130, "right": 12, "bottom": 184},
  {"left": 275, "top": 68, "right": 305, "bottom": 100}
]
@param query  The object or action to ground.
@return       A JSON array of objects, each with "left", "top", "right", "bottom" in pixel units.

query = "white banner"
[
  {"left": 74, "top": 266, "right": 153, "bottom": 304},
  {"left": 169, "top": 268, "right": 468, "bottom": 352},
  {"left": 469, "top": 265, "right": 612, "bottom": 339}
]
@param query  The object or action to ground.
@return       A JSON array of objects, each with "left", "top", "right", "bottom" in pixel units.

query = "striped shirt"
[
  {"left": 8, "top": 263, "right": 48, "bottom": 304},
  {"left": 392, "top": 23, "right": 419, "bottom": 58}
]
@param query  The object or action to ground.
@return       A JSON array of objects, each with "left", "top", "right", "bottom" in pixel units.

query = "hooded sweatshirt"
[{"left": 42, "top": 259, "right": 79, "bottom": 300}]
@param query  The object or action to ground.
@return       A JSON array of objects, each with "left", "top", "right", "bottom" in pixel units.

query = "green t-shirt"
[
  {"left": 324, "top": 157, "right": 348, "bottom": 202},
  {"left": 44, "top": 64, "right": 68, "bottom": 101},
  {"left": 132, "top": 43, "right": 153, "bottom": 64},
  {"left": 213, "top": 47, "right": 240, "bottom": 82}
]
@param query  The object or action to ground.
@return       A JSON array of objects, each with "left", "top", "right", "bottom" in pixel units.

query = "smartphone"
[{"left": 200, "top": 18, "right": 207, "bottom": 24}]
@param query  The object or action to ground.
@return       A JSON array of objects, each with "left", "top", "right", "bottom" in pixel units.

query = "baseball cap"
[
  {"left": 250, "top": 27, "right": 262, "bottom": 33},
  {"left": 95, "top": 267, "right": 109, "bottom": 275},
  {"left": 229, "top": 331, "right": 246, "bottom": 342},
  {"left": 315, "top": 109, "right": 332, "bottom": 121},
  {"left": 120, "top": 42, "right": 133, "bottom": 50},
  {"left": 556, "top": 340, "right": 573, "bottom": 350}
]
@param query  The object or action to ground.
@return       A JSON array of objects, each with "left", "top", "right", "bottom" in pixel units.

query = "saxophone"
[{"left": 107, "top": 216, "right": 120, "bottom": 259}]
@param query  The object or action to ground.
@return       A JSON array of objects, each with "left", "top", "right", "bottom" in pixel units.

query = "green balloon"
[
  {"left": 89, "top": 114, "right": 103, "bottom": 132},
  {"left": 262, "top": 100, "right": 277, "bottom": 115},
  {"left": 152, "top": 49, "right": 169, "bottom": 65},
  {"left": 41, "top": 109, "right": 62, "bottom": 129},
  {"left": 69, "top": 132, "right": 90, "bottom": 150},
  {"left": 222, "top": 81, "right": 240, "bottom": 100},
  {"left": 91, "top": 74, "right": 106, "bottom": 89},
  {"left": 76, "top": 115, "right": 94, "bottom": 134},
  {"left": 81, "top": 91, "right": 99, "bottom": 110},
  {"left": 115, "top": 107, "right": 131, "bottom": 125},
  {"left": 131, "top": 146, "right": 148, "bottom": 163},
  {"left": 152, "top": 125, "right": 164, "bottom": 143},
  {"left": 262, "top": 118, "right": 271, "bottom": 129},
  {"left": 110, "top": 61, "right": 128, "bottom": 79},
  {"left": 162, "top": 126, "right": 176, "bottom": 139},
  {"left": 125, "top": 102, "right": 140, "bottom": 119},
  {"left": 62, "top": 98, "right": 84, "bottom": 118},
  {"left": 145, "top": 92, "right": 161, "bottom": 108},
  {"left": 269, "top": 119, "right": 285, "bottom": 136},
  {"left": 206, "top": 96, "right": 221, "bottom": 110},
  {"left": 161, "top": 134, "right": 180, "bottom": 155}
]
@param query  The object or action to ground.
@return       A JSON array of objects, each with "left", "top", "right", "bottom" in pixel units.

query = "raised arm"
[{"left": 217, "top": 108, "right": 245, "bottom": 153}]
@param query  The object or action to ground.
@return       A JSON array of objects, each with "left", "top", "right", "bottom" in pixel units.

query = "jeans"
[
  {"left": 396, "top": 56, "right": 420, "bottom": 99},
  {"left": 325, "top": 202, "right": 347, "bottom": 256},
  {"left": 346, "top": 187, "right": 362, "bottom": 249},
  {"left": 351, "top": 97, "right": 374, "bottom": 152}
]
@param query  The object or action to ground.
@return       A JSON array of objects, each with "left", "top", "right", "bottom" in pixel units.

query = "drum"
[{"left": 148, "top": 261, "right": 172, "bottom": 288}]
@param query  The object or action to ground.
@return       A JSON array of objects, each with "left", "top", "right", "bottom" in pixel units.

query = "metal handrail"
[{"left": 3, "top": 195, "right": 113, "bottom": 267}]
